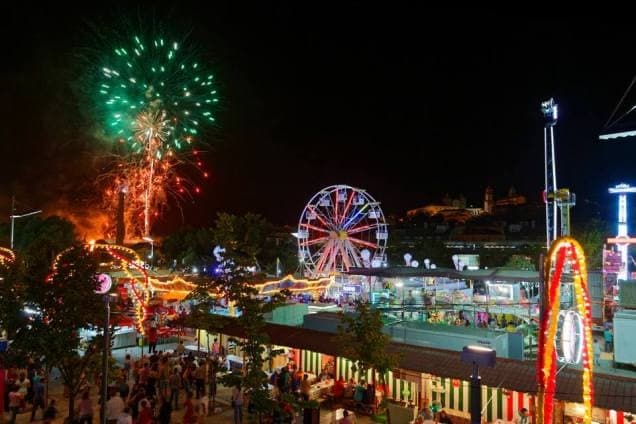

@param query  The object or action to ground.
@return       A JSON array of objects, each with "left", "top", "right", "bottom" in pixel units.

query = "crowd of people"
[
  {"left": 18, "top": 339, "right": 233, "bottom": 424},
  {"left": 268, "top": 360, "right": 381, "bottom": 414},
  {"left": 5, "top": 361, "right": 58, "bottom": 423},
  {"left": 105, "top": 342, "right": 228, "bottom": 424}
]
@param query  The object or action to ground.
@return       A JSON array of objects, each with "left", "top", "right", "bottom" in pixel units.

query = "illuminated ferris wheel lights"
[{"left": 297, "top": 185, "right": 387, "bottom": 277}]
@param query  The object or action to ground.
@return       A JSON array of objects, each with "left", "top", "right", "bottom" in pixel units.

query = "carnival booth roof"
[{"left": 346, "top": 267, "right": 540, "bottom": 282}]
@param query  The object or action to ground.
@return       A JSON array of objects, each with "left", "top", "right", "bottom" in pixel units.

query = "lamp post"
[
  {"left": 100, "top": 294, "right": 112, "bottom": 424},
  {"left": 460, "top": 345, "right": 496, "bottom": 424},
  {"left": 95, "top": 273, "right": 115, "bottom": 424},
  {"left": 143, "top": 236, "right": 154, "bottom": 270},
  {"left": 10, "top": 197, "right": 42, "bottom": 249}
]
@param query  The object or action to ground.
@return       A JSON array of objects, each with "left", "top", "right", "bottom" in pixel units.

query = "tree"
[
  {"left": 188, "top": 212, "right": 294, "bottom": 421},
  {"left": 12, "top": 245, "right": 104, "bottom": 420},
  {"left": 0, "top": 215, "right": 76, "bottom": 259},
  {"left": 335, "top": 301, "right": 399, "bottom": 408},
  {"left": 161, "top": 226, "right": 215, "bottom": 268},
  {"left": 0, "top": 255, "right": 27, "bottom": 340},
  {"left": 212, "top": 212, "right": 272, "bottom": 269},
  {"left": 192, "top": 275, "right": 286, "bottom": 420},
  {"left": 572, "top": 218, "right": 610, "bottom": 270},
  {"left": 0, "top": 216, "right": 78, "bottom": 295},
  {"left": 503, "top": 254, "right": 536, "bottom": 271}
]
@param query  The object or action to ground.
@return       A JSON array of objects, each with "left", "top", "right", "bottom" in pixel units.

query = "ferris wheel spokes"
[
  {"left": 343, "top": 241, "right": 364, "bottom": 268},
  {"left": 347, "top": 223, "right": 380, "bottom": 236},
  {"left": 297, "top": 185, "right": 388, "bottom": 277},
  {"left": 313, "top": 239, "right": 334, "bottom": 274},
  {"left": 299, "top": 236, "right": 329, "bottom": 247},
  {"left": 342, "top": 203, "right": 373, "bottom": 230},
  {"left": 348, "top": 236, "right": 378, "bottom": 250},
  {"left": 306, "top": 204, "right": 334, "bottom": 230},
  {"left": 299, "top": 222, "right": 331, "bottom": 234},
  {"left": 338, "top": 190, "right": 355, "bottom": 226}
]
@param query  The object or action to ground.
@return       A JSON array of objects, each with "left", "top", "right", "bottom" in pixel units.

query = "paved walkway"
[{"left": 6, "top": 341, "right": 376, "bottom": 424}]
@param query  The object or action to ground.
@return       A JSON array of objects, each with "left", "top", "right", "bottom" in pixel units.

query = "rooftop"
[
  {"left": 216, "top": 317, "right": 636, "bottom": 413},
  {"left": 345, "top": 266, "right": 540, "bottom": 282}
]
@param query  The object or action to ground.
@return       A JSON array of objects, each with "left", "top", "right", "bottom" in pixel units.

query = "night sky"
[{"left": 2, "top": 5, "right": 636, "bottom": 233}]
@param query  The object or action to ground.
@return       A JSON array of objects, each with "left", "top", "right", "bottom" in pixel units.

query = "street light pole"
[
  {"left": 461, "top": 346, "right": 496, "bottom": 424},
  {"left": 9, "top": 196, "right": 42, "bottom": 249},
  {"left": 100, "top": 295, "right": 112, "bottom": 424}
]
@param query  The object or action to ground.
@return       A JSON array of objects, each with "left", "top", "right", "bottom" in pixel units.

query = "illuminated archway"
[
  {"left": 537, "top": 237, "right": 594, "bottom": 424},
  {"left": 52, "top": 243, "right": 153, "bottom": 334}
]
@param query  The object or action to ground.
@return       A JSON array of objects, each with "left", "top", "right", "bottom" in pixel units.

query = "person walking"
[
  {"left": 148, "top": 325, "right": 158, "bottom": 354},
  {"left": 594, "top": 338, "right": 602, "bottom": 366},
  {"left": 169, "top": 367, "right": 182, "bottom": 410},
  {"left": 123, "top": 354, "right": 132, "bottom": 382},
  {"left": 158, "top": 356, "right": 171, "bottom": 398},
  {"left": 211, "top": 338, "right": 221, "bottom": 357},
  {"left": 30, "top": 377, "right": 46, "bottom": 422},
  {"left": 8, "top": 385, "right": 22, "bottom": 424},
  {"left": 137, "top": 400, "right": 153, "bottom": 424},
  {"left": 158, "top": 396, "right": 172, "bottom": 424},
  {"left": 106, "top": 391, "right": 126, "bottom": 424},
  {"left": 604, "top": 327, "right": 614, "bottom": 353},
  {"left": 231, "top": 384, "right": 244, "bottom": 424},
  {"left": 183, "top": 392, "right": 197, "bottom": 424},
  {"left": 77, "top": 391, "right": 93, "bottom": 424},
  {"left": 194, "top": 362, "right": 206, "bottom": 399},
  {"left": 116, "top": 407, "right": 132, "bottom": 424},
  {"left": 300, "top": 374, "right": 311, "bottom": 401}
]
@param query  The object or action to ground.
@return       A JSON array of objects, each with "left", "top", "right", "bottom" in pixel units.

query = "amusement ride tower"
[{"left": 607, "top": 183, "right": 636, "bottom": 281}]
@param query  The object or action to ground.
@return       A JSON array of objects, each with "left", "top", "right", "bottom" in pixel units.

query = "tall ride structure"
[
  {"left": 542, "top": 98, "right": 558, "bottom": 248},
  {"left": 607, "top": 183, "right": 636, "bottom": 281},
  {"left": 541, "top": 98, "right": 575, "bottom": 248}
]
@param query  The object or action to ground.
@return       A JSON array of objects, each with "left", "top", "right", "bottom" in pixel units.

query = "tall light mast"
[
  {"left": 542, "top": 98, "right": 559, "bottom": 248},
  {"left": 541, "top": 99, "right": 576, "bottom": 247}
]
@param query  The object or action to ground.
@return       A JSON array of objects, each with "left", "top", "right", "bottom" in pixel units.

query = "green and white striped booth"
[
  {"left": 301, "top": 349, "right": 323, "bottom": 375},
  {"left": 336, "top": 357, "right": 418, "bottom": 404},
  {"left": 427, "top": 376, "right": 532, "bottom": 422}
]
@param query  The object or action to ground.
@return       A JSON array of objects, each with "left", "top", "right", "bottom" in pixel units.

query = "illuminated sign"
[
  {"left": 342, "top": 285, "right": 361, "bottom": 293},
  {"left": 95, "top": 273, "right": 113, "bottom": 294}
]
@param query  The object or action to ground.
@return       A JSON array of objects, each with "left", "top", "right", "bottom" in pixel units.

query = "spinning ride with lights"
[
  {"left": 0, "top": 247, "right": 15, "bottom": 266},
  {"left": 297, "top": 185, "right": 388, "bottom": 278},
  {"left": 52, "top": 243, "right": 198, "bottom": 335},
  {"left": 52, "top": 244, "right": 153, "bottom": 334},
  {"left": 537, "top": 237, "right": 594, "bottom": 424}
]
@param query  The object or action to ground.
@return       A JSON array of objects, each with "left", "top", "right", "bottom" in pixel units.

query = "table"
[{"left": 309, "top": 379, "right": 334, "bottom": 400}]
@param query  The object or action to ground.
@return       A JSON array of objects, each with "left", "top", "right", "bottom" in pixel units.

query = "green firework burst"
[{"left": 97, "top": 33, "right": 219, "bottom": 157}]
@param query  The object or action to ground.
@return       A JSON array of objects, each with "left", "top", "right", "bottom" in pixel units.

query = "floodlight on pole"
[
  {"left": 461, "top": 345, "right": 496, "bottom": 424},
  {"left": 542, "top": 98, "right": 559, "bottom": 249}
]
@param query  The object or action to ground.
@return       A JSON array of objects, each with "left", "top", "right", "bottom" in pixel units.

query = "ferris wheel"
[{"left": 297, "top": 185, "right": 388, "bottom": 278}]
